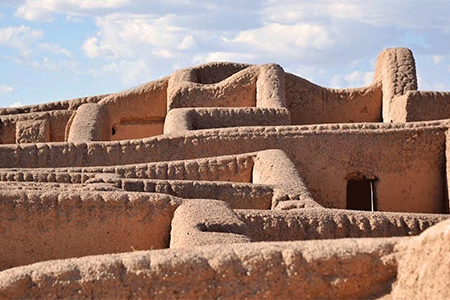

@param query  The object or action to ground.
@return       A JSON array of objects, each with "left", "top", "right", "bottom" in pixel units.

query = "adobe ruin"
[{"left": 0, "top": 47, "right": 450, "bottom": 299}]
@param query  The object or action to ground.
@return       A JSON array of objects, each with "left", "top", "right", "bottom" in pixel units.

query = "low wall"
[
  {"left": 170, "top": 200, "right": 251, "bottom": 248},
  {"left": 237, "top": 208, "right": 448, "bottom": 242},
  {"left": 117, "top": 179, "right": 273, "bottom": 210},
  {"left": 390, "top": 91, "right": 450, "bottom": 122},
  {"left": 99, "top": 78, "right": 169, "bottom": 141},
  {"left": 285, "top": 73, "right": 382, "bottom": 125},
  {"left": 0, "top": 94, "right": 107, "bottom": 116},
  {"left": 0, "top": 237, "right": 400, "bottom": 299},
  {"left": 164, "top": 107, "right": 291, "bottom": 134},
  {"left": 0, "top": 110, "right": 74, "bottom": 144},
  {"left": 167, "top": 64, "right": 258, "bottom": 110},
  {"left": 0, "top": 190, "right": 181, "bottom": 270},
  {"left": 2, "top": 153, "right": 255, "bottom": 182}
]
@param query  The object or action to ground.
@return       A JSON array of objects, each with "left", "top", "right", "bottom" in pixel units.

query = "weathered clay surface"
[
  {"left": 390, "top": 90, "right": 450, "bottom": 122},
  {"left": 0, "top": 237, "right": 401, "bottom": 300},
  {"left": 0, "top": 47, "right": 449, "bottom": 299},
  {"left": 0, "top": 189, "right": 182, "bottom": 270},
  {"left": 390, "top": 218, "right": 450, "bottom": 299}
]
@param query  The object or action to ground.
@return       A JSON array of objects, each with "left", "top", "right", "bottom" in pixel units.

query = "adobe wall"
[
  {"left": 237, "top": 209, "right": 447, "bottom": 242},
  {"left": 1, "top": 48, "right": 421, "bottom": 143},
  {"left": 170, "top": 200, "right": 252, "bottom": 248},
  {"left": 67, "top": 104, "right": 110, "bottom": 142},
  {"left": 167, "top": 63, "right": 257, "bottom": 110},
  {"left": 166, "top": 198, "right": 444, "bottom": 247},
  {"left": 168, "top": 62, "right": 385, "bottom": 127},
  {"left": 87, "top": 78, "right": 170, "bottom": 141},
  {"left": 164, "top": 107, "right": 291, "bottom": 134},
  {"left": 0, "top": 110, "right": 74, "bottom": 144},
  {"left": 390, "top": 218, "right": 450, "bottom": 299},
  {"left": 252, "top": 149, "right": 319, "bottom": 208},
  {"left": 0, "top": 149, "right": 317, "bottom": 210},
  {"left": 186, "top": 61, "right": 251, "bottom": 84},
  {"left": 390, "top": 91, "right": 450, "bottom": 122},
  {"left": 373, "top": 47, "right": 418, "bottom": 122},
  {"left": 116, "top": 179, "right": 273, "bottom": 209},
  {"left": 284, "top": 48, "right": 419, "bottom": 125},
  {"left": 0, "top": 153, "right": 257, "bottom": 196},
  {"left": 0, "top": 237, "right": 401, "bottom": 300},
  {"left": 0, "top": 122, "right": 445, "bottom": 213},
  {"left": 26, "top": 153, "right": 256, "bottom": 182},
  {"left": 288, "top": 124, "right": 447, "bottom": 213},
  {"left": 5, "top": 219, "right": 450, "bottom": 300},
  {"left": 0, "top": 190, "right": 181, "bottom": 270},
  {"left": 0, "top": 94, "right": 107, "bottom": 116},
  {"left": 285, "top": 74, "right": 383, "bottom": 125},
  {"left": 446, "top": 130, "right": 450, "bottom": 213},
  {"left": 97, "top": 154, "right": 251, "bottom": 181}
]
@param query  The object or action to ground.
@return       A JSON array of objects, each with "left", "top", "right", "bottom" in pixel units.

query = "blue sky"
[{"left": 1, "top": 0, "right": 450, "bottom": 108}]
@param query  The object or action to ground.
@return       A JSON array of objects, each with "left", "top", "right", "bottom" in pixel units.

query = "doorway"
[{"left": 346, "top": 179, "right": 376, "bottom": 211}]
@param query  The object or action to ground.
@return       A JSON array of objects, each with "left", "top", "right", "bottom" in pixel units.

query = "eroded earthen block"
[
  {"left": 392, "top": 218, "right": 450, "bottom": 299},
  {"left": 15, "top": 119, "right": 50, "bottom": 144},
  {"left": 170, "top": 199, "right": 252, "bottom": 248}
]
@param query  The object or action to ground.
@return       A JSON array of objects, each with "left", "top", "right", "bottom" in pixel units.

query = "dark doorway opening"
[{"left": 346, "top": 179, "right": 376, "bottom": 211}]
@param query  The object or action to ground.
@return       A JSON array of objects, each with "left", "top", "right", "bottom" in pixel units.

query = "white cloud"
[
  {"left": 0, "top": 25, "right": 43, "bottom": 56},
  {"left": 80, "top": 12, "right": 213, "bottom": 87},
  {"left": 82, "top": 37, "right": 100, "bottom": 58},
  {"left": 39, "top": 42, "right": 72, "bottom": 57},
  {"left": 194, "top": 52, "right": 257, "bottom": 64},
  {"left": 15, "top": 2, "right": 52, "bottom": 22},
  {"left": 16, "top": 0, "right": 130, "bottom": 21},
  {"left": 7, "top": 0, "right": 450, "bottom": 101},
  {"left": 264, "top": 1, "right": 366, "bottom": 24},
  {"left": 0, "top": 26, "right": 76, "bottom": 74},
  {"left": 67, "top": 0, "right": 129, "bottom": 9},
  {"left": 331, "top": 70, "right": 373, "bottom": 88},
  {"left": 82, "top": 13, "right": 198, "bottom": 59},
  {"left": 0, "top": 84, "right": 14, "bottom": 97},
  {"left": 65, "top": 14, "right": 85, "bottom": 23},
  {"left": 432, "top": 55, "right": 445, "bottom": 65},
  {"left": 3, "top": 54, "right": 82, "bottom": 74},
  {"left": 223, "top": 23, "right": 333, "bottom": 58},
  {"left": 346, "top": 70, "right": 373, "bottom": 86},
  {"left": 0, "top": 25, "right": 80, "bottom": 77},
  {"left": 37, "top": 57, "right": 81, "bottom": 73},
  {"left": 9, "top": 101, "right": 23, "bottom": 108},
  {"left": 263, "top": 1, "right": 450, "bottom": 29},
  {"left": 178, "top": 34, "right": 195, "bottom": 50},
  {"left": 93, "top": 59, "right": 153, "bottom": 86}
]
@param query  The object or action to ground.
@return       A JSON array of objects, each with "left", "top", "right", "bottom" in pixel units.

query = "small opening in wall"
[
  {"left": 346, "top": 179, "right": 376, "bottom": 211},
  {"left": 112, "top": 127, "right": 116, "bottom": 136}
]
